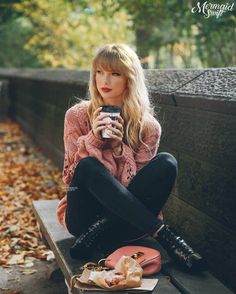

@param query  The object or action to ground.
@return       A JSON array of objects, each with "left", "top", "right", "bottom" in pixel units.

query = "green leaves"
[
  {"left": 0, "top": 0, "right": 134, "bottom": 68},
  {"left": 0, "top": 0, "right": 234, "bottom": 68}
]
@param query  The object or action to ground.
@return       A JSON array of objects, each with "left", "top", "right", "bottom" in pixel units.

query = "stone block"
[
  {"left": 176, "top": 153, "right": 236, "bottom": 230},
  {"left": 0, "top": 80, "right": 9, "bottom": 119},
  {"left": 145, "top": 69, "right": 205, "bottom": 94},
  {"left": 158, "top": 104, "right": 236, "bottom": 171},
  {"left": 175, "top": 68, "right": 236, "bottom": 100},
  {"left": 163, "top": 195, "right": 236, "bottom": 291}
]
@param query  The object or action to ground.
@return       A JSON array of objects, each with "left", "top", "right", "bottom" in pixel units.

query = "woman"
[{"left": 57, "top": 43, "right": 206, "bottom": 272}]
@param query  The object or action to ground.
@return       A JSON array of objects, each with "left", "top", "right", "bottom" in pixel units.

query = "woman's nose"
[{"left": 103, "top": 74, "right": 111, "bottom": 84}]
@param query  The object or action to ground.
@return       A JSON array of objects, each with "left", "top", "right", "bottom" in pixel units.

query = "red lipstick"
[{"left": 101, "top": 87, "right": 112, "bottom": 92}]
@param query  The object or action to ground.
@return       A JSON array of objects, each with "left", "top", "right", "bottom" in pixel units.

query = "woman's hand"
[
  {"left": 106, "top": 115, "right": 124, "bottom": 155},
  {"left": 92, "top": 107, "right": 110, "bottom": 140}
]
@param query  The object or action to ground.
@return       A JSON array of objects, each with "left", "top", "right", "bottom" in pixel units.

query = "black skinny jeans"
[{"left": 65, "top": 152, "right": 178, "bottom": 241}]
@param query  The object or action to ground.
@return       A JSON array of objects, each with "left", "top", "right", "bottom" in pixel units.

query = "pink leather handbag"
[{"left": 104, "top": 245, "right": 161, "bottom": 276}]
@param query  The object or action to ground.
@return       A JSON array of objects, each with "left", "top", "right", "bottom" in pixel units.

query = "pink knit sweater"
[{"left": 57, "top": 102, "right": 162, "bottom": 226}]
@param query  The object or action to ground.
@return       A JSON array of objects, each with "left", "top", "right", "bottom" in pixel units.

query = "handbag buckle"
[{"left": 131, "top": 251, "right": 144, "bottom": 260}]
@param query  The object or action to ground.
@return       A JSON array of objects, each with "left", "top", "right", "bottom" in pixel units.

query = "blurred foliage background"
[{"left": 0, "top": 0, "right": 235, "bottom": 69}]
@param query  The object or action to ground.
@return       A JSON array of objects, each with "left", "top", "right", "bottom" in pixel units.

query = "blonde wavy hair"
[{"left": 84, "top": 43, "right": 156, "bottom": 153}]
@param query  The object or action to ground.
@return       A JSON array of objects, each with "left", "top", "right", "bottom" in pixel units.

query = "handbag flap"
[{"left": 105, "top": 246, "right": 160, "bottom": 268}]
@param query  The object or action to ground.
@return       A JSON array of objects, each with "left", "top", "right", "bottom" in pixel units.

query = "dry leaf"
[
  {"left": 45, "top": 250, "right": 55, "bottom": 261},
  {"left": 0, "top": 120, "right": 64, "bottom": 269},
  {"left": 21, "top": 269, "right": 38, "bottom": 275},
  {"left": 19, "top": 261, "right": 34, "bottom": 268},
  {"left": 7, "top": 254, "right": 25, "bottom": 265}
]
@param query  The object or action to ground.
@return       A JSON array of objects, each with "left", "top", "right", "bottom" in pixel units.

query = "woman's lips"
[{"left": 101, "top": 88, "right": 112, "bottom": 92}]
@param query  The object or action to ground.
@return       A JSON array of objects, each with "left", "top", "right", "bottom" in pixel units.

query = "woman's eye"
[
  {"left": 112, "top": 72, "right": 121, "bottom": 76},
  {"left": 96, "top": 70, "right": 101, "bottom": 74}
]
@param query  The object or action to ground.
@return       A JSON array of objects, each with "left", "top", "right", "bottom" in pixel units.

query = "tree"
[
  {"left": 0, "top": 0, "right": 134, "bottom": 68},
  {"left": 101, "top": 0, "right": 235, "bottom": 68},
  {"left": 0, "top": 0, "right": 42, "bottom": 67},
  {"left": 1, "top": 0, "right": 235, "bottom": 68},
  {"left": 191, "top": 5, "right": 236, "bottom": 67}
]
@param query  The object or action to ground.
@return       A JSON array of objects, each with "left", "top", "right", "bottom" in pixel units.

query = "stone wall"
[
  {"left": 0, "top": 79, "right": 10, "bottom": 120},
  {"left": 0, "top": 67, "right": 235, "bottom": 291}
]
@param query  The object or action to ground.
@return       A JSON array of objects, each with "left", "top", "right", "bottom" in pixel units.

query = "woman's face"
[{"left": 95, "top": 67, "right": 127, "bottom": 107}]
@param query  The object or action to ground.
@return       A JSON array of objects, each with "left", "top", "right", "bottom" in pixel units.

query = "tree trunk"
[
  {"left": 135, "top": 28, "right": 151, "bottom": 69},
  {"left": 169, "top": 43, "right": 174, "bottom": 68}
]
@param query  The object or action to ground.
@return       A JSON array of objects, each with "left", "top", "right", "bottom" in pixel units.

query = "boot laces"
[
  {"left": 162, "top": 226, "right": 194, "bottom": 257},
  {"left": 84, "top": 218, "right": 108, "bottom": 247}
]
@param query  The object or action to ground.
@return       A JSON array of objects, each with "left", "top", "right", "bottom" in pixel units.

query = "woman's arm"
[
  {"left": 113, "top": 119, "right": 161, "bottom": 186},
  {"left": 134, "top": 120, "right": 162, "bottom": 172},
  {"left": 62, "top": 106, "right": 106, "bottom": 185}
]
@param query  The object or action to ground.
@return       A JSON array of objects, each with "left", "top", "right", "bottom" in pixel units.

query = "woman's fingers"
[
  {"left": 97, "top": 113, "right": 110, "bottom": 121},
  {"left": 92, "top": 107, "right": 107, "bottom": 139},
  {"left": 93, "top": 107, "right": 110, "bottom": 136},
  {"left": 117, "top": 115, "right": 124, "bottom": 125},
  {"left": 110, "top": 119, "right": 123, "bottom": 132},
  {"left": 94, "top": 114, "right": 110, "bottom": 126},
  {"left": 95, "top": 119, "right": 109, "bottom": 127},
  {"left": 93, "top": 108, "right": 124, "bottom": 141},
  {"left": 108, "top": 131, "right": 122, "bottom": 141},
  {"left": 108, "top": 125, "right": 123, "bottom": 138},
  {"left": 94, "top": 107, "right": 102, "bottom": 116},
  {"left": 94, "top": 107, "right": 109, "bottom": 124},
  {"left": 96, "top": 125, "right": 107, "bottom": 132},
  {"left": 107, "top": 116, "right": 124, "bottom": 142}
]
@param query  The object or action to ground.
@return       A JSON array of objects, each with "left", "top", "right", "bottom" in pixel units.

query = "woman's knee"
[
  {"left": 154, "top": 152, "right": 178, "bottom": 176},
  {"left": 66, "top": 222, "right": 84, "bottom": 237},
  {"left": 65, "top": 222, "right": 78, "bottom": 237},
  {"left": 75, "top": 156, "right": 100, "bottom": 172},
  {"left": 65, "top": 214, "right": 82, "bottom": 237}
]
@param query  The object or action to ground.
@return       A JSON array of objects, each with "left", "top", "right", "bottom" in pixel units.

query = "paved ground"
[{"left": 0, "top": 260, "right": 68, "bottom": 294}]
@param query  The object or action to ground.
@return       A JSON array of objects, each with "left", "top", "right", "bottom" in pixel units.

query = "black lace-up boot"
[
  {"left": 70, "top": 217, "right": 111, "bottom": 259},
  {"left": 157, "top": 225, "right": 207, "bottom": 272}
]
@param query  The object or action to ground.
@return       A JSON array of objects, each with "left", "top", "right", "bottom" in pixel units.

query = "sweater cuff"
[
  {"left": 82, "top": 130, "right": 106, "bottom": 148},
  {"left": 113, "top": 142, "right": 133, "bottom": 161}
]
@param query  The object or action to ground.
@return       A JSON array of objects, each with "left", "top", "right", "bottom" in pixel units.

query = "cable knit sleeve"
[
  {"left": 62, "top": 105, "right": 106, "bottom": 185},
  {"left": 135, "top": 119, "right": 161, "bottom": 172},
  {"left": 113, "top": 118, "right": 161, "bottom": 187}
]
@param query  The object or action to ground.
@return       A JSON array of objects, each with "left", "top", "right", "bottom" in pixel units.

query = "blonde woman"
[{"left": 57, "top": 44, "right": 206, "bottom": 272}]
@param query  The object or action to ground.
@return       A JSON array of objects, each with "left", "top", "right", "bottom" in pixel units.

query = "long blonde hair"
[{"left": 85, "top": 43, "right": 156, "bottom": 153}]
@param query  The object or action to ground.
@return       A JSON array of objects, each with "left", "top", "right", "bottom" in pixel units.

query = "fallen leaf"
[
  {"left": 7, "top": 254, "right": 25, "bottom": 265},
  {"left": 0, "top": 120, "right": 64, "bottom": 269},
  {"left": 19, "top": 261, "right": 34, "bottom": 268},
  {"left": 20, "top": 269, "right": 38, "bottom": 275},
  {"left": 45, "top": 250, "right": 55, "bottom": 261}
]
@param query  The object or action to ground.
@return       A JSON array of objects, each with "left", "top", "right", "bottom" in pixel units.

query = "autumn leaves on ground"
[{"left": 0, "top": 119, "right": 65, "bottom": 291}]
